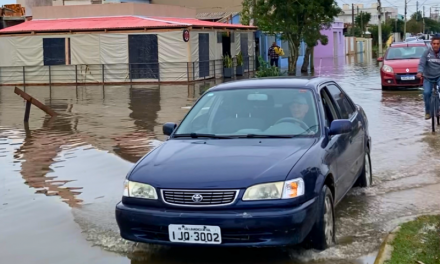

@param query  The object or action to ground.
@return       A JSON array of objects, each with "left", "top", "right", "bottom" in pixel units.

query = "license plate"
[
  {"left": 168, "top": 224, "right": 222, "bottom": 244},
  {"left": 401, "top": 76, "right": 415, "bottom": 80}
]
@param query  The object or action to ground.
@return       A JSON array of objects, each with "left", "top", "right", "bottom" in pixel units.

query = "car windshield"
[
  {"left": 385, "top": 46, "right": 428, "bottom": 60},
  {"left": 173, "top": 88, "right": 320, "bottom": 137}
]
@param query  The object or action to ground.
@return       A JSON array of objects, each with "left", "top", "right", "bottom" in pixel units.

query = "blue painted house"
[{"left": 215, "top": 12, "right": 307, "bottom": 69}]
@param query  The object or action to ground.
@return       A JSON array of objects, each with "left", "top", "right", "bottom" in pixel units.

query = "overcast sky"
[
  {"left": 1, "top": 0, "right": 438, "bottom": 18},
  {"left": 337, "top": 0, "right": 438, "bottom": 17}
]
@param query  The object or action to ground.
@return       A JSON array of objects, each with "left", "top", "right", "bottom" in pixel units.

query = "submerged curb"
[{"left": 373, "top": 226, "right": 401, "bottom": 264}]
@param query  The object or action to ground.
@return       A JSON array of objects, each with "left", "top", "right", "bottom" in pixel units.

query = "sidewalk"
[{"left": 375, "top": 215, "right": 440, "bottom": 264}]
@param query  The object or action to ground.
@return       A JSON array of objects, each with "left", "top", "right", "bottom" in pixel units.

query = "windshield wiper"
[
  {"left": 244, "top": 134, "right": 295, "bottom": 138},
  {"left": 173, "top": 133, "right": 234, "bottom": 139}
]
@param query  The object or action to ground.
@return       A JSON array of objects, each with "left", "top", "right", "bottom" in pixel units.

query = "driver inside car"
[{"left": 289, "top": 95, "right": 310, "bottom": 121}]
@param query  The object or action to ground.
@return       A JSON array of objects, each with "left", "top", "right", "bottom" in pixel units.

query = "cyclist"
[{"left": 416, "top": 35, "right": 440, "bottom": 120}]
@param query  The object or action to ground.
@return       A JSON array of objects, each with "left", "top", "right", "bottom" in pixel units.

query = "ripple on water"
[{"left": 2, "top": 59, "right": 440, "bottom": 264}]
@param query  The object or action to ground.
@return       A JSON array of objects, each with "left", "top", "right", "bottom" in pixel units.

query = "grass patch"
[{"left": 386, "top": 215, "right": 440, "bottom": 264}]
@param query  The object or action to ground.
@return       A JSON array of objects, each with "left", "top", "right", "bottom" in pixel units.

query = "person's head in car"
[{"left": 289, "top": 95, "right": 309, "bottom": 120}]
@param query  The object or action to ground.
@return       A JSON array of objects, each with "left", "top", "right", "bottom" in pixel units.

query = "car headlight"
[
  {"left": 123, "top": 180, "right": 157, "bottom": 199},
  {"left": 242, "top": 178, "right": 305, "bottom": 201},
  {"left": 382, "top": 65, "right": 393, "bottom": 73}
]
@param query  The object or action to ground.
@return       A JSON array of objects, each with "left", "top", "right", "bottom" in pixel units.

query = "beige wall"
[
  {"left": 151, "top": 0, "right": 242, "bottom": 13},
  {"left": 32, "top": 3, "right": 197, "bottom": 19},
  {"left": 17, "top": 0, "right": 53, "bottom": 16}
]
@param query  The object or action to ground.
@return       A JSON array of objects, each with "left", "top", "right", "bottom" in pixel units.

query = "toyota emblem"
[
  {"left": 192, "top": 194, "right": 203, "bottom": 202},
  {"left": 406, "top": 68, "right": 409, "bottom": 72}
]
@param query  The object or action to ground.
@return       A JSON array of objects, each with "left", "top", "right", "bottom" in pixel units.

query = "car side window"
[
  {"left": 326, "top": 84, "right": 356, "bottom": 119},
  {"left": 320, "top": 88, "right": 338, "bottom": 127}
]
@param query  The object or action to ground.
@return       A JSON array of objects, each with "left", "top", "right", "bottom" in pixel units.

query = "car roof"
[
  {"left": 390, "top": 42, "right": 427, "bottom": 47},
  {"left": 207, "top": 77, "right": 335, "bottom": 92}
]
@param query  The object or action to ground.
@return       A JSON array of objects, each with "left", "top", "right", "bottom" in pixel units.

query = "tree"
[
  {"left": 241, "top": 0, "right": 341, "bottom": 74},
  {"left": 424, "top": 18, "right": 440, "bottom": 33},
  {"left": 355, "top": 11, "right": 371, "bottom": 34},
  {"left": 387, "top": 18, "right": 405, "bottom": 35},
  {"left": 370, "top": 22, "right": 392, "bottom": 47}
]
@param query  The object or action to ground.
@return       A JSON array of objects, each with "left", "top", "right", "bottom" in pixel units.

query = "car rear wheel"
[
  {"left": 307, "top": 185, "right": 335, "bottom": 250},
  {"left": 355, "top": 148, "right": 372, "bottom": 188}
]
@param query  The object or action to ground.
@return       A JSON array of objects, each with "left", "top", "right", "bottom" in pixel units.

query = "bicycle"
[{"left": 427, "top": 78, "right": 440, "bottom": 132}]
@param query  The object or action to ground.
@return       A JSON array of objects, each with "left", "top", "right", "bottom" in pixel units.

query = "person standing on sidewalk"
[{"left": 268, "top": 42, "right": 280, "bottom": 67}]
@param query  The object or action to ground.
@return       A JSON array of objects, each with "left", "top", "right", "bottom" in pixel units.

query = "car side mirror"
[
  {"left": 163, "top": 122, "right": 177, "bottom": 136},
  {"left": 377, "top": 57, "right": 383, "bottom": 62},
  {"left": 328, "top": 120, "right": 352, "bottom": 136}
]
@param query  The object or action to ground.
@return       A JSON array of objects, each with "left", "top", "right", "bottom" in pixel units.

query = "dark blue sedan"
[{"left": 115, "top": 77, "right": 372, "bottom": 250}]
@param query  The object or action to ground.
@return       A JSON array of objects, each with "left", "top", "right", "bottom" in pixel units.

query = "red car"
[{"left": 378, "top": 42, "right": 429, "bottom": 90}]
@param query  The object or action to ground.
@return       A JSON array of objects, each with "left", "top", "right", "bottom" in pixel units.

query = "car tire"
[
  {"left": 355, "top": 148, "right": 373, "bottom": 188},
  {"left": 381, "top": 85, "right": 389, "bottom": 90},
  {"left": 308, "top": 185, "right": 335, "bottom": 250}
]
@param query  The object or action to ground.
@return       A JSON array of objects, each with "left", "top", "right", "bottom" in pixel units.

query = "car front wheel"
[
  {"left": 308, "top": 185, "right": 335, "bottom": 250},
  {"left": 355, "top": 148, "right": 372, "bottom": 188}
]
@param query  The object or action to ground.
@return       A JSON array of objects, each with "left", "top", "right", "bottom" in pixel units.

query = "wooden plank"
[{"left": 14, "top": 87, "right": 57, "bottom": 117}]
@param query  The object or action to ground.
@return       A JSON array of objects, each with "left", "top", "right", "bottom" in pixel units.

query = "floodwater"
[{"left": 1, "top": 54, "right": 440, "bottom": 264}]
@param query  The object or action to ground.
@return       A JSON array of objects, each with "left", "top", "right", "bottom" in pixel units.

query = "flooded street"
[{"left": 1, "top": 55, "right": 440, "bottom": 264}]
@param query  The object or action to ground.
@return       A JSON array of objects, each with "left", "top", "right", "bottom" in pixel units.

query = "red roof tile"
[{"left": 0, "top": 16, "right": 256, "bottom": 34}]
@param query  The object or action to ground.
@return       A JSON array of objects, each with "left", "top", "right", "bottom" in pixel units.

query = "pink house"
[{"left": 314, "top": 21, "right": 345, "bottom": 58}]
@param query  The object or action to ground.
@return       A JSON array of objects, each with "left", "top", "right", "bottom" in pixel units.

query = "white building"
[{"left": 338, "top": 3, "right": 398, "bottom": 25}]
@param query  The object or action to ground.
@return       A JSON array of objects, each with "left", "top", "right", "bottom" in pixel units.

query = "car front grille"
[{"left": 161, "top": 189, "right": 238, "bottom": 206}]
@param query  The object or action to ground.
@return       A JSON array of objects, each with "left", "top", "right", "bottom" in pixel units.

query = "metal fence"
[{"left": 0, "top": 56, "right": 256, "bottom": 86}]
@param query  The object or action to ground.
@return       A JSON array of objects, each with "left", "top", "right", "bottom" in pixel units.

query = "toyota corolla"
[{"left": 115, "top": 77, "right": 372, "bottom": 250}]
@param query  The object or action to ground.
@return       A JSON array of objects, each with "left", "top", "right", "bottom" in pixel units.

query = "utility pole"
[
  {"left": 416, "top": 1, "right": 419, "bottom": 34},
  {"left": 416, "top": 1, "right": 418, "bottom": 18},
  {"left": 404, "top": 0, "right": 407, "bottom": 39},
  {"left": 352, "top": 4, "right": 355, "bottom": 36},
  {"left": 378, "top": 0, "right": 383, "bottom": 55},
  {"left": 423, "top": 6, "right": 425, "bottom": 33}
]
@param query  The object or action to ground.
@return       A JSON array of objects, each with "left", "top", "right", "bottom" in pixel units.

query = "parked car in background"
[
  {"left": 404, "top": 36, "right": 418, "bottom": 42},
  {"left": 424, "top": 40, "right": 432, "bottom": 48},
  {"left": 378, "top": 42, "right": 428, "bottom": 90},
  {"left": 116, "top": 77, "right": 372, "bottom": 250}
]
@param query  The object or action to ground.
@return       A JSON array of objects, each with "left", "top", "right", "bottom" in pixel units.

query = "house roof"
[
  {"left": 0, "top": 15, "right": 256, "bottom": 34},
  {"left": 196, "top": 12, "right": 239, "bottom": 21}
]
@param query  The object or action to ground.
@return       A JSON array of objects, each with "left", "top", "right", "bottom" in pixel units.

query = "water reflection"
[{"left": 1, "top": 54, "right": 440, "bottom": 264}]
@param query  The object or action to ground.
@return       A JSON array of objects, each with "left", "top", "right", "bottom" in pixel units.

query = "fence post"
[
  {"left": 129, "top": 64, "right": 132, "bottom": 83},
  {"left": 187, "top": 62, "right": 190, "bottom": 82},
  {"left": 214, "top": 60, "right": 216, "bottom": 79},
  {"left": 157, "top": 63, "right": 160, "bottom": 82},
  {"left": 22, "top": 66, "right": 26, "bottom": 89},
  {"left": 102, "top": 64, "right": 105, "bottom": 84},
  {"left": 49, "top": 65, "right": 52, "bottom": 88},
  {"left": 24, "top": 101, "right": 31, "bottom": 122},
  {"left": 192, "top": 62, "right": 195, "bottom": 82},
  {"left": 75, "top": 65, "right": 78, "bottom": 85}
]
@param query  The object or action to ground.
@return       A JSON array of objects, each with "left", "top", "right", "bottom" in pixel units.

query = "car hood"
[
  {"left": 384, "top": 59, "right": 420, "bottom": 71},
  {"left": 129, "top": 138, "right": 316, "bottom": 189}
]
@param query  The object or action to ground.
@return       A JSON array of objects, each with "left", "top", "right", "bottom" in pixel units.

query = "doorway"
[{"left": 222, "top": 33, "right": 231, "bottom": 57}]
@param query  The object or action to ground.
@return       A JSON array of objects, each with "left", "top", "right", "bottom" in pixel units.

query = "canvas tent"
[{"left": 0, "top": 16, "right": 256, "bottom": 85}]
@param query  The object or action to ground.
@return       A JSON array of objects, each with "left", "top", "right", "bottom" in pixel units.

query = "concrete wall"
[
  {"left": 151, "top": 0, "right": 241, "bottom": 13},
  {"left": 314, "top": 22, "right": 345, "bottom": 58},
  {"left": 32, "top": 3, "right": 197, "bottom": 19},
  {"left": 17, "top": 0, "right": 53, "bottom": 16}
]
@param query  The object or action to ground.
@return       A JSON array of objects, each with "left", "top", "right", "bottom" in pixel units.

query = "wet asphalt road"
[{"left": 1, "top": 54, "right": 440, "bottom": 264}]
